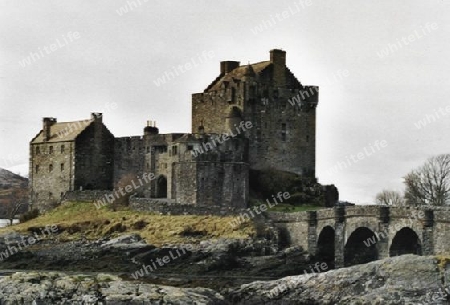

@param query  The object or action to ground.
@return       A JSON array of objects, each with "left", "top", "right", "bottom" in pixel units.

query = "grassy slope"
[{"left": 0, "top": 202, "right": 256, "bottom": 246}]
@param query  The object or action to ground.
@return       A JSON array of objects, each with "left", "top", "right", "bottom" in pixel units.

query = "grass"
[{"left": 0, "top": 201, "right": 256, "bottom": 246}]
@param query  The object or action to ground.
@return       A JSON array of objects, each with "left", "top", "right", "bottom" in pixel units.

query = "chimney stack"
[
  {"left": 270, "top": 49, "right": 287, "bottom": 87},
  {"left": 220, "top": 61, "right": 240, "bottom": 74},
  {"left": 91, "top": 112, "right": 103, "bottom": 123},
  {"left": 42, "top": 117, "right": 57, "bottom": 141}
]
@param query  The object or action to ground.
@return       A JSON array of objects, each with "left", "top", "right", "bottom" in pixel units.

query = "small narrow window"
[
  {"left": 173, "top": 146, "right": 178, "bottom": 155},
  {"left": 36, "top": 146, "right": 40, "bottom": 155},
  {"left": 49, "top": 146, "right": 54, "bottom": 154},
  {"left": 49, "top": 192, "right": 53, "bottom": 199},
  {"left": 60, "top": 163, "right": 64, "bottom": 171},
  {"left": 306, "top": 135, "right": 310, "bottom": 142},
  {"left": 49, "top": 164, "right": 53, "bottom": 172},
  {"left": 187, "top": 145, "right": 193, "bottom": 151},
  {"left": 61, "top": 145, "right": 65, "bottom": 153},
  {"left": 281, "top": 123, "right": 287, "bottom": 141},
  {"left": 35, "top": 165, "right": 39, "bottom": 173}
]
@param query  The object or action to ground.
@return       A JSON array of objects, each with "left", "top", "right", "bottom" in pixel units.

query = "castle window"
[
  {"left": 35, "top": 193, "right": 39, "bottom": 199},
  {"left": 60, "top": 192, "right": 64, "bottom": 199},
  {"left": 60, "top": 163, "right": 64, "bottom": 171},
  {"left": 49, "top": 192, "right": 53, "bottom": 199},
  {"left": 49, "top": 164, "right": 53, "bottom": 172},
  {"left": 281, "top": 123, "right": 287, "bottom": 141},
  {"left": 61, "top": 145, "right": 65, "bottom": 153},
  {"left": 172, "top": 146, "right": 177, "bottom": 155},
  {"left": 35, "top": 165, "right": 39, "bottom": 173},
  {"left": 49, "top": 146, "right": 53, "bottom": 154},
  {"left": 187, "top": 145, "right": 193, "bottom": 151},
  {"left": 36, "top": 146, "right": 40, "bottom": 155},
  {"left": 306, "top": 135, "right": 310, "bottom": 142}
]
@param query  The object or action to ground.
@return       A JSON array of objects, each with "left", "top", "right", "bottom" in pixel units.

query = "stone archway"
[
  {"left": 390, "top": 227, "right": 422, "bottom": 257},
  {"left": 156, "top": 175, "right": 167, "bottom": 198},
  {"left": 344, "top": 227, "right": 378, "bottom": 267},
  {"left": 316, "top": 226, "right": 335, "bottom": 269}
]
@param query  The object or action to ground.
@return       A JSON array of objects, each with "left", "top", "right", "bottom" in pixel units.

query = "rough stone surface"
[
  {"left": 0, "top": 272, "right": 227, "bottom": 304},
  {"left": 227, "top": 255, "right": 450, "bottom": 305}
]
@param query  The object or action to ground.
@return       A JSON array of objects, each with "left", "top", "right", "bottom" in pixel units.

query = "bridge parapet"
[{"left": 266, "top": 211, "right": 308, "bottom": 223}]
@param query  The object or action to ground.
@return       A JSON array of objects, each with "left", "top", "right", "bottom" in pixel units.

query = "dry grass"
[{"left": 0, "top": 202, "right": 256, "bottom": 246}]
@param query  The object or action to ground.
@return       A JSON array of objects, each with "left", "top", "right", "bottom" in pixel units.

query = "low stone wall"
[
  {"left": 129, "top": 197, "right": 247, "bottom": 216},
  {"left": 63, "top": 190, "right": 112, "bottom": 202}
]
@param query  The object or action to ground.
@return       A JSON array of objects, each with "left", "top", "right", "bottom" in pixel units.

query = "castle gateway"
[{"left": 29, "top": 49, "right": 318, "bottom": 211}]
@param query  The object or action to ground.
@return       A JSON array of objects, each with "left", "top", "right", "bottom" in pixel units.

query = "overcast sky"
[{"left": 1, "top": 0, "right": 449, "bottom": 204}]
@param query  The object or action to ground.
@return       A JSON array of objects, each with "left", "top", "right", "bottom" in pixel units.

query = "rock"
[
  {"left": 0, "top": 271, "right": 227, "bottom": 304},
  {"left": 101, "top": 233, "right": 149, "bottom": 250},
  {"left": 227, "top": 255, "right": 450, "bottom": 304}
]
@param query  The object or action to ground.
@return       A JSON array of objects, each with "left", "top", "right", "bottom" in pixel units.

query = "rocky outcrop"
[
  {"left": 227, "top": 255, "right": 450, "bottom": 304},
  {"left": 0, "top": 272, "right": 226, "bottom": 304}
]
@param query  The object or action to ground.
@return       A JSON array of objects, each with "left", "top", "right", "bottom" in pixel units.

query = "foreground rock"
[
  {"left": 0, "top": 272, "right": 226, "bottom": 304},
  {"left": 227, "top": 255, "right": 450, "bottom": 304}
]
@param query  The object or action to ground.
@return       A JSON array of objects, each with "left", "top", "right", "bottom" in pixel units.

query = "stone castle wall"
[
  {"left": 74, "top": 122, "right": 115, "bottom": 190},
  {"left": 30, "top": 141, "right": 75, "bottom": 211}
]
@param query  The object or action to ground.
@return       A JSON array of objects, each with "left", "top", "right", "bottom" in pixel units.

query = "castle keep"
[{"left": 29, "top": 49, "right": 318, "bottom": 211}]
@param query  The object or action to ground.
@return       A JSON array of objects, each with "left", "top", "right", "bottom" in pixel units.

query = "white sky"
[{"left": 1, "top": 0, "right": 449, "bottom": 204}]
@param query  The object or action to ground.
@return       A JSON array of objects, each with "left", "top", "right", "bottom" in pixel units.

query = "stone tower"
[{"left": 191, "top": 49, "right": 318, "bottom": 177}]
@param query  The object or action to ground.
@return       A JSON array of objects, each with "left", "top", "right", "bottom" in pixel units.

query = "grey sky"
[{"left": 1, "top": 0, "right": 449, "bottom": 204}]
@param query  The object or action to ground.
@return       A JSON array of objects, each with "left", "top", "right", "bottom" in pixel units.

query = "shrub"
[{"left": 19, "top": 209, "right": 39, "bottom": 223}]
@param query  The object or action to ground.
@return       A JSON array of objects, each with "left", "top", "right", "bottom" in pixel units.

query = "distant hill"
[
  {"left": 0, "top": 168, "right": 28, "bottom": 218},
  {"left": 0, "top": 168, "right": 28, "bottom": 190}
]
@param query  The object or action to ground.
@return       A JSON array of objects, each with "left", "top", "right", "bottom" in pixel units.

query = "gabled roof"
[
  {"left": 205, "top": 61, "right": 272, "bottom": 92},
  {"left": 31, "top": 119, "right": 94, "bottom": 144},
  {"left": 204, "top": 60, "right": 303, "bottom": 92}
]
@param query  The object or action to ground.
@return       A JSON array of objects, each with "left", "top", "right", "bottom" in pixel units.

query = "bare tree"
[
  {"left": 6, "top": 188, "right": 28, "bottom": 225},
  {"left": 375, "top": 190, "right": 405, "bottom": 206},
  {"left": 404, "top": 154, "right": 450, "bottom": 206}
]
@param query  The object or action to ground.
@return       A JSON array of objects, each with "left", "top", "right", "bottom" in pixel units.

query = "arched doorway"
[
  {"left": 316, "top": 226, "right": 335, "bottom": 269},
  {"left": 390, "top": 227, "right": 421, "bottom": 257},
  {"left": 156, "top": 175, "right": 167, "bottom": 198},
  {"left": 344, "top": 227, "right": 378, "bottom": 267}
]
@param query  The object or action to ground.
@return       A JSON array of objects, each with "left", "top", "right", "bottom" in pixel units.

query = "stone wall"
[
  {"left": 30, "top": 141, "right": 75, "bottom": 211},
  {"left": 113, "top": 136, "right": 144, "bottom": 185},
  {"left": 74, "top": 121, "right": 114, "bottom": 190},
  {"left": 129, "top": 196, "right": 247, "bottom": 216},
  {"left": 63, "top": 190, "right": 112, "bottom": 202}
]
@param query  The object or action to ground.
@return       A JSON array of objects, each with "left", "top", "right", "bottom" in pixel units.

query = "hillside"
[
  {"left": 0, "top": 167, "right": 28, "bottom": 218},
  {"left": 0, "top": 167, "right": 27, "bottom": 189},
  {"left": 0, "top": 201, "right": 256, "bottom": 246}
]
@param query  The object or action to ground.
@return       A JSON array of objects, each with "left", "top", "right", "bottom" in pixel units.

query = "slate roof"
[
  {"left": 205, "top": 61, "right": 272, "bottom": 92},
  {"left": 31, "top": 119, "right": 94, "bottom": 144}
]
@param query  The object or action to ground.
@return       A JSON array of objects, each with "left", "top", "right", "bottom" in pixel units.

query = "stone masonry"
[{"left": 30, "top": 49, "right": 318, "bottom": 211}]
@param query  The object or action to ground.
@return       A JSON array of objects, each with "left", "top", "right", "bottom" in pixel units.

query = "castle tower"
[{"left": 191, "top": 49, "right": 318, "bottom": 177}]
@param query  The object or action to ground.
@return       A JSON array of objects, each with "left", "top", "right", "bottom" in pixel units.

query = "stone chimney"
[
  {"left": 270, "top": 49, "right": 286, "bottom": 87},
  {"left": 220, "top": 61, "right": 240, "bottom": 74},
  {"left": 42, "top": 117, "right": 57, "bottom": 141},
  {"left": 144, "top": 120, "right": 159, "bottom": 135},
  {"left": 91, "top": 112, "right": 103, "bottom": 123}
]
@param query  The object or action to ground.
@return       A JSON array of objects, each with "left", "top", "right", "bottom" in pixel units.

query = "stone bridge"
[{"left": 268, "top": 205, "right": 450, "bottom": 268}]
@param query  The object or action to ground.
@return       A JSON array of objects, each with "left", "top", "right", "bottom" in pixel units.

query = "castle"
[{"left": 29, "top": 49, "right": 319, "bottom": 211}]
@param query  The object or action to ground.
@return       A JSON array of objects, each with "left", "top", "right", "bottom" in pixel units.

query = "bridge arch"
[
  {"left": 316, "top": 226, "right": 335, "bottom": 269},
  {"left": 390, "top": 227, "right": 422, "bottom": 257},
  {"left": 344, "top": 227, "right": 378, "bottom": 267}
]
